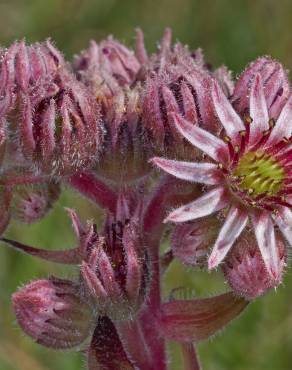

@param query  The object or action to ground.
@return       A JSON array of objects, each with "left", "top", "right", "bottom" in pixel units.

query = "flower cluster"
[{"left": 0, "top": 30, "right": 291, "bottom": 369}]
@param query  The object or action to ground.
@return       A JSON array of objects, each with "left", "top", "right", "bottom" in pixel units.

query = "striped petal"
[
  {"left": 151, "top": 157, "right": 221, "bottom": 185},
  {"left": 208, "top": 206, "right": 248, "bottom": 269},
  {"left": 165, "top": 187, "right": 227, "bottom": 223},
  {"left": 252, "top": 211, "right": 280, "bottom": 280},
  {"left": 249, "top": 74, "right": 269, "bottom": 145},
  {"left": 266, "top": 94, "right": 292, "bottom": 146},
  {"left": 274, "top": 206, "right": 292, "bottom": 246},
  {"left": 171, "top": 112, "right": 227, "bottom": 162},
  {"left": 212, "top": 80, "right": 244, "bottom": 141}
]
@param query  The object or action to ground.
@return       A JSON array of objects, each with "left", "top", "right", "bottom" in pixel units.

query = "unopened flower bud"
[
  {"left": 222, "top": 232, "right": 286, "bottom": 300},
  {"left": 0, "top": 39, "right": 64, "bottom": 117},
  {"left": 75, "top": 38, "right": 152, "bottom": 184},
  {"left": 171, "top": 218, "right": 220, "bottom": 267},
  {"left": 81, "top": 196, "right": 149, "bottom": 319},
  {"left": 11, "top": 181, "right": 60, "bottom": 224},
  {"left": 213, "top": 65, "right": 234, "bottom": 97},
  {"left": 95, "top": 84, "right": 153, "bottom": 184},
  {"left": 75, "top": 36, "right": 140, "bottom": 88},
  {"left": 232, "top": 56, "right": 290, "bottom": 119},
  {"left": 13, "top": 278, "right": 93, "bottom": 349},
  {"left": 19, "top": 72, "right": 103, "bottom": 176},
  {"left": 142, "top": 30, "right": 223, "bottom": 158}
]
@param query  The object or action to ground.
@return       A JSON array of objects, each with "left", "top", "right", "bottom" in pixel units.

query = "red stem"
[
  {"left": 66, "top": 171, "right": 117, "bottom": 213},
  {"left": 143, "top": 175, "right": 199, "bottom": 246},
  {"left": 138, "top": 245, "right": 167, "bottom": 370}
]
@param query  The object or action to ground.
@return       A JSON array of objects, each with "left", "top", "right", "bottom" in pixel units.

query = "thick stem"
[
  {"left": 143, "top": 175, "right": 199, "bottom": 247},
  {"left": 138, "top": 246, "right": 167, "bottom": 370},
  {"left": 66, "top": 171, "right": 117, "bottom": 213},
  {"left": 181, "top": 343, "right": 201, "bottom": 370}
]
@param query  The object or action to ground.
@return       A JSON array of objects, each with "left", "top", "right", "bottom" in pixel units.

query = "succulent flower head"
[
  {"left": 0, "top": 40, "right": 103, "bottom": 176},
  {"left": 142, "top": 29, "right": 221, "bottom": 158},
  {"left": 19, "top": 72, "right": 102, "bottom": 176},
  {"left": 13, "top": 277, "right": 93, "bottom": 349},
  {"left": 10, "top": 181, "right": 60, "bottom": 223},
  {"left": 223, "top": 231, "right": 286, "bottom": 299},
  {"left": 74, "top": 36, "right": 141, "bottom": 92},
  {"left": 0, "top": 40, "right": 64, "bottom": 171},
  {"left": 232, "top": 56, "right": 290, "bottom": 119},
  {"left": 80, "top": 194, "right": 149, "bottom": 319},
  {"left": 74, "top": 35, "right": 155, "bottom": 184},
  {"left": 0, "top": 39, "right": 63, "bottom": 111},
  {"left": 152, "top": 67, "right": 292, "bottom": 282},
  {"left": 171, "top": 218, "right": 219, "bottom": 267}
]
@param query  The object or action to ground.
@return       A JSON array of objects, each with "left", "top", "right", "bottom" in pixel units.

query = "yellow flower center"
[{"left": 233, "top": 151, "right": 285, "bottom": 196}]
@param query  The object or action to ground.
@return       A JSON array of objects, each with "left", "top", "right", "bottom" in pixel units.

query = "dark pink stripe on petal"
[
  {"left": 208, "top": 206, "right": 248, "bottom": 270},
  {"left": 171, "top": 112, "right": 227, "bottom": 162},
  {"left": 212, "top": 80, "right": 244, "bottom": 141},
  {"left": 252, "top": 210, "right": 281, "bottom": 281},
  {"left": 165, "top": 187, "right": 227, "bottom": 223},
  {"left": 151, "top": 157, "right": 221, "bottom": 185},
  {"left": 249, "top": 74, "right": 269, "bottom": 146}
]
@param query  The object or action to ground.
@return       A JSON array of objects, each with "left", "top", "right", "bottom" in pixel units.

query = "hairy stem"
[
  {"left": 138, "top": 245, "right": 167, "bottom": 370},
  {"left": 66, "top": 171, "right": 117, "bottom": 212}
]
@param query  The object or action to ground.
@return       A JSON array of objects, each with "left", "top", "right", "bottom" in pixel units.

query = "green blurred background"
[{"left": 1, "top": 0, "right": 292, "bottom": 369}]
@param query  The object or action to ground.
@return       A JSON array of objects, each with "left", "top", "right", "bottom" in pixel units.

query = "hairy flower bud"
[
  {"left": 141, "top": 30, "right": 223, "bottom": 158},
  {"left": 232, "top": 56, "right": 290, "bottom": 119},
  {"left": 74, "top": 36, "right": 141, "bottom": 91},
  {"left": 81, "top": 195, "right": 149, "bottom": 319},
  {"left": 222, "top": 232, "right": 286, "bottom": 300},
  {"left": 171, "top": 218, "right": 220, "bottom": 267},
  {"left": 10, "top": 181, "right": 60, "bottom": 223},
  {"left": 0, "top": 40, "right": 103, "bottom": 176},
  {"left": 19, "top": 72, "right": 102, "bottom": 176},
  {"left": 0, "top": 39, "right": 63, "bottom": 115},
  {"left": 74, "top": 36, "right": 153, "bottom": 184},
  {"left": 13, "top": 278, "right": 93, "bottom": 349}
]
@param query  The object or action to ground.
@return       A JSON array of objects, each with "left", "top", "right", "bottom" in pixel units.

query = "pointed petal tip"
[
  {"left": 208, "top": 254, "right": 220, "bottom": 271},
  {"left": 149, "top": 156, "right": 162, "bottom": 166},
  {"left": 163, "top": 214, "right": 173, "bottom": 224}
]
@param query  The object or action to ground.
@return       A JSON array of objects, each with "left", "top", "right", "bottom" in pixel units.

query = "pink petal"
[
  {"left": 171, "top": 112, "right": 227, "bottom": 162},
  {"left": 249, "top": 74, "right": 269, "bottom": 145},
  {"left": 266, "top": 94, "right": 292, "bottom": 146},
  {"left": 151, "top": 157, "right": 221, "bottom": 185},
  {"left": 274, "top": 206, "right": 292, "bottom": 246},
  {"left": 212, "top": 79, "right": 244, "bottom": 140},
  {"left": 252, "top": 211, "right": 280, "bottom": 280},
  {"left": 165, "top": 187, "right": 227, "bottom": 223},
  {"left": 208, "top": 206, "right": 248, "bottom": 269}
]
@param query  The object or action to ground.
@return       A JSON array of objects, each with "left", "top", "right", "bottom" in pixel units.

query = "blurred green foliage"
[{"left": 1, "top": 0, "right": 292, "bottom": 369}]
